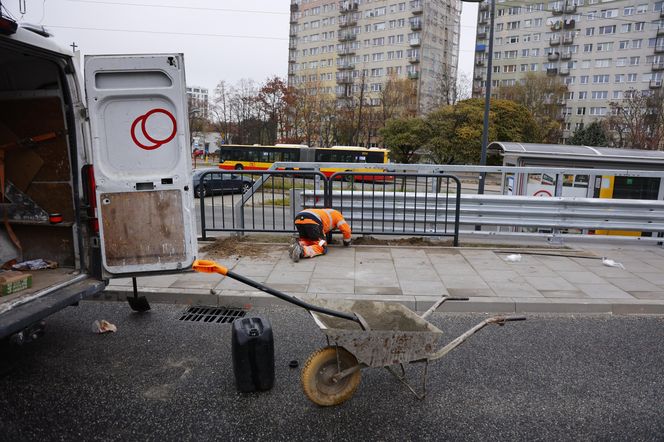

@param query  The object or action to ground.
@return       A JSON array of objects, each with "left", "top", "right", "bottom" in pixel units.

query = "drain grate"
[{"left": 179, "top": 306, "right": 246, "bottom": 324}]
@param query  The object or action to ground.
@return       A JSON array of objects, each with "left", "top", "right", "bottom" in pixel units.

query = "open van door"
[{"left": 84, "top": 54, "right": 197, "bottom": 276}]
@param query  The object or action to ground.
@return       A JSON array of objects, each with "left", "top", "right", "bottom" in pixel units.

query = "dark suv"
[{"left": 192, "top": 169, "right": 254, "bottom": 198}]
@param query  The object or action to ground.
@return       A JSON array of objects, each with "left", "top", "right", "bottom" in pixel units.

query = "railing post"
[{"left": 199, "top": 182, "right": 207, "bottom": 241}]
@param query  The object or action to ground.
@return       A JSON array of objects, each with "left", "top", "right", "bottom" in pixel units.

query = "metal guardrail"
[
  {"left": 299, "top": 191, "right": 664, "bottom": 234},
  {"left": 198, "top": 170, "right": 462, "bottom": 245}
]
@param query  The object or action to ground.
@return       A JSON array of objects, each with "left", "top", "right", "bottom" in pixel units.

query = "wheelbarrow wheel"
[{"left": 301, "top": 346, "right": 361, "bottom": 407}]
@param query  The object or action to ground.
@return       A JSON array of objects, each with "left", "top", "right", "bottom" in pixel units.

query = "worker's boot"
[{"left": 289, "top": 239, "right": 302, "bottom": 263}]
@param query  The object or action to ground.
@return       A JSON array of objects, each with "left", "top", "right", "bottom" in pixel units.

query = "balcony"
[
  {"left": 339, "top": 17, "right": 357, "bottom": 27},
  {"left": 474, "top": 74, "right": 484, "bottom": 81},
  {"left": 338, "top": 32, "right": 356, "bottom": 42},
  {"left": 336, "top": 75, "right": 353, "bottom": 84},
  {"left": 290, "top": 3, "right": 298, "bottom": 12},
  {"left": 290, "top": 16, "right": 298, "bottom": 25},
  {"left": 653, "top": 61, "right": 664, "bottom": 71},
  {"left": 339, "top": 1, "right": 358, "bottom": 13},
  {"left": 661, "top": 9, "right": 664, "bottom": 18},
  {"left": 477, "top": 31, "right": 487, "bottom": 39},
  {"left": 564, "top": 19, "right": 576, "bottom": 29},
  {"left": 408, "top": 55, "right": 420, "bottom": 63},
  {"left": 551, "top": 21, "right": 562, "bottom": 31},
  {"left": 657, "top": 27, "right": 664, "bottom": 37},
  {"left": 548, "top": 52, "right": 560, "bottom": 61},
  {"left": 475, "top": 59, "right": 485, "bottom": 66},
  {"left": 562, "top": 35, "right": 574, "bottom": 45},
  {"left": 552, "top": 6, "right": 563, "bottom": 15},
  {"left": 561, "top": 52, "right": 572, "bottom": 60},
  {"left": 336, "top": 90, "right": 351, "bottom": 99},
  {"left": 409, "top": 37, "right": 421, "bottom": 46},
  {"left": 565, "top": 5, "right": 577, "bottom": 13},
  {"left": 656, "top": 45, "right": 664, "bottom": 54},
  {"left": 410, "top": 20, "right": 422, "bottom": 31},
  {"left": 408, "top": 71, "right": 420, "bottom": 80},
  {"left": 479, "top": 16, "right": 488, "bottom": 25},
  {"left": 410, "top": 1, "right": 423, "bottom": 15},
  {"left": 473, "top": 86, "right": 483, "bottom": 95},
  {"left": 337, "top": 63, "right": 355, "bottom": 70},
  {"left": 547, "top": 68, "right": 558, "bottom": 76},
  {"left": 288, "top": 58, "right": 296, "bottom": 64},
  {"left": 550, "top": 36, "right": 561, "bottom": 46},
  {"left": 479, "top": 2, "right": 489, "bottom": 11},
  {"left": 476, "top": 44, "right": 487, "bottom": 52},
  {"left": 339, "top": 46, "right": 355, "bottom": 55},
  {"left": 289, "top": 39, "right": 297, "bottom": 49},
  {"left": 650, "top": 79, "right": 663, "bottom": 88},
  {"left": 559, "top": 68, "right": 570, "bottom": 76}
]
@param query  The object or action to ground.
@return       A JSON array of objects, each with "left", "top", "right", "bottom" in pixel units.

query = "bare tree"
[
  {"left": 497, "top": 72, "right": 568, "bottom": 143},
  {"left": 608, "top": 89, "right": 664, "bottom": 150}
]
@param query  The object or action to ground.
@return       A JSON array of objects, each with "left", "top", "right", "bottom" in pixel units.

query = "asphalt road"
[{"left": 1, "top": 302, "right": 663, "bottom": 441}]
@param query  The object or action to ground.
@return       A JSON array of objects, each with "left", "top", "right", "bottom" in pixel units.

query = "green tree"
[
  {"left": 425, "top": 98, "right": 539, "bottom": 164},
  {"left": 568, "top": 121, "right": 609, "bottom": 146},
  {"left": 379, "top": 117, "right": 429, "bottom": 164}
]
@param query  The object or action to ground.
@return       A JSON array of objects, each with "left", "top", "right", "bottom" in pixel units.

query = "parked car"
[{"left": 192, "top": 169, "right": 254, "bottom": 198}]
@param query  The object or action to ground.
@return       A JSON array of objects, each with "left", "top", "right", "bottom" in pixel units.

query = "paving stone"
[
  {"left": 399, "top": 279, "right": 448, "bottom": 296},
  {"left": 632, "top": 272, "right": 664, "bottom": 286},
  {"left": 355, "top": 286, "right": 403, "bottom": 295},
  {"left": 523, "top": 276, "right": 577, "bottom": 291},
  {"left": 263, "top": 283, "right": 309, "bottom": 293},
  {"left": 538, "top": 256, "right": 586, "bottom": 272},
  {"left": 586, "top": 266, "right": 633, "bottom": 278},
  {"left": 230, "top": 263, "right": 276, "bottom": 278},
  {"left": 441, "top": 276, "right": 490, "bottom": 290},
  {"left": 312, "top": 265, "right": 355, "bottom": 280},
  {"left": 396, "top": 266, "right": 441, "bottom": 282},
  {"left": 604, "top": 277, "right": 661, "bottom": 292},
  {"left": 446, "top": 288, "right": 497, "bottom": 297},
  {"left": 540, "top": 290, "right": 589, "bottom": 299},
  {"left": 390, "top": 248, "right": 428, "bottom": 259},
  {"left": 476, "top": 270, "right": 524, "bottom": 283},
  {"left": 486, "top": 282, "right": 542, "bottom": 298},
  {"left": 575, "top": 283, "right": 633, "bottom": 299},
  {"left": 558, "top": 271, "right": 605, "bottom": 284},
  {"left": 626, "top": 291, "right": 664, "bottom": 300},
  {"left": 215, "top": 275, "right": 266, "bottom": 290},
  {"left": 307, "top": 278, "right": 355, "bottom": 294},
  {"left": 170, "top": 272, "right": 225, "bottom": 289},
  {"left": 266, "top": 271, "right": 312, "bottom": 285}
]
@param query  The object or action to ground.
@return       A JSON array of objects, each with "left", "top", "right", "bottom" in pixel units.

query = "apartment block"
[
  {"left": 288, "top": 0, "right": 461, "bottom": 114},
  {"left": 186, "top": 86, "right": 209, "bottom": 118},
  {"left": 473, "top": 0, "right": 664, "bottom": 142}
]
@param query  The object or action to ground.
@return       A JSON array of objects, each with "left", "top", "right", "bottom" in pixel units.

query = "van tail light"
[{"left": 81, "top": 165, "right": 99, "bottom": 233}]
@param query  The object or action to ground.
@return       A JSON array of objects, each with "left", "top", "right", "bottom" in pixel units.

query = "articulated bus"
[{"left": 217, "top": 144, "right": 391, "bottom": 181}]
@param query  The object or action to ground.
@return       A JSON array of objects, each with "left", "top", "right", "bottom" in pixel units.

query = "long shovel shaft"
[{"left": 225, "top": 270, "right": 360, "bottom": 324}]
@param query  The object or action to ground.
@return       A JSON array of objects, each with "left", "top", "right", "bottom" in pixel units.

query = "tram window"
[
  {"left": 574, "top": 175, "right": 589, "bottom": 187},
  {"left": 367, "top": 152, "right": 383, "bottom": 163},
  {"left": 613, "top": 177, "right": 660, "bottom": 200},
  {"left": 542, "top": 174, "right": 555, "bottom": 186},
  {"left": 563, "top": 174, "right": 574, "bottom": 187},
  {"left": 527, "top": 173, "right": 542, "bottom": 184}
]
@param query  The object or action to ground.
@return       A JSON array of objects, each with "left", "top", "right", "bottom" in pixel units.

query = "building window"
[
  {"left": 581, "top": 76, "right": 589, "bottom": 84},
  {"left": 579, "top": 91, "right": 588, "bottom": 99},
  {"left": 577, "top": 107, "right": 586, "bottom": 115}
]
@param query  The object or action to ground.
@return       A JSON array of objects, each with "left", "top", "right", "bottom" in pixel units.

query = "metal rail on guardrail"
[{"left": 297, "top": 190, "right": 664, "bottom": 239}]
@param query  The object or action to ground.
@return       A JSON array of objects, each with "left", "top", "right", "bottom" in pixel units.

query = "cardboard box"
[{"left": 0, "top": 271, "right": 33, "bottom": 296}]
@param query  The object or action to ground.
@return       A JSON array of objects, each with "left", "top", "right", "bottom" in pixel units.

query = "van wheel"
[
  {"left": 343, "top": 171, "right": 354, "bottom": 183},
  {"left": 235, "top": 164, "right": 244, "bottom": 170},
  {"left": 241, "top": 182, "right": 252, "bottom": 193}
]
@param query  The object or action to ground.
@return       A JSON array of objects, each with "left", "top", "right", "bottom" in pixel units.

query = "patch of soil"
[
  {"left": 351, "top": 236, "right": 443, "bottom": 246},
  {"left": 199, "top": 236, "right": 280, "bottom": 259}
]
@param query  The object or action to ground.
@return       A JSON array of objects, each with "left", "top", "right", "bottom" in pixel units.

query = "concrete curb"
[{"left": 100, "top": 286, "right": 664, "bottom": 315}]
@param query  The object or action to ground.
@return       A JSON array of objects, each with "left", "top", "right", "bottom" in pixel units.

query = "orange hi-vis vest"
[{"left": 295, "top": 208, "right": 352, "bottom": 240}]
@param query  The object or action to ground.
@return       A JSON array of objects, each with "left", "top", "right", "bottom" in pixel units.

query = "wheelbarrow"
[{"left": 193, "top": 259, "right": 525, "bottom": 406}]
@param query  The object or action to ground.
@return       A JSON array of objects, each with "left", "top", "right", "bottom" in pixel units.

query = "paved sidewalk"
[{"left": 98, "top": 240, "right": 664, "bottom": 315}]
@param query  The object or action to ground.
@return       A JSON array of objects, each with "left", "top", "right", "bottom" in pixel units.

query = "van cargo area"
[{"left": 0, "top": 40, "right": 99, "bottom": 320}]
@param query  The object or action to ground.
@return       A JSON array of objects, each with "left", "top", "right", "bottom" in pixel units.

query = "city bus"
[{"left": 217, "top": 144, "right": 392, "bottom": 181}]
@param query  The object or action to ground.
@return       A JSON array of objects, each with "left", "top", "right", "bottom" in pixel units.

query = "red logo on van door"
[{"left": 130, "top": 108, "right": 177, "bottom": 150}]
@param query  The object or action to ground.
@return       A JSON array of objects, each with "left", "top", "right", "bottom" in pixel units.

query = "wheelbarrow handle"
[{"left": 192, "top": 260, "right": 361, "bottom": 325}]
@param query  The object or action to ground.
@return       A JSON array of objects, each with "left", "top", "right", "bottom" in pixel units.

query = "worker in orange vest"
[{"left": 289, "top": 208, "right": 352, "bottom": 262}]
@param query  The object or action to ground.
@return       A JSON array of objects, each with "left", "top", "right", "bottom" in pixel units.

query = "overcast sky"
[{"left": 4, "top": 0, "right": 477, "bottom": 94}]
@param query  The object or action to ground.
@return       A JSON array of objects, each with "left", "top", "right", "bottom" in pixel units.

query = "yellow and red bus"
[{"left": 217, "top": 144, "right": 391, "bottom": 181}]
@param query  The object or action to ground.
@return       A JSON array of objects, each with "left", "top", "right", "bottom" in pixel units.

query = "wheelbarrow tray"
[{"left": 309, "top": 299, "right": 443, "bottom": 368}]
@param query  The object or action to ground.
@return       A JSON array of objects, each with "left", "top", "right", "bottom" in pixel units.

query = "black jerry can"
[{"left": 231, "top": 316, "right": 275, "bottom": 392}]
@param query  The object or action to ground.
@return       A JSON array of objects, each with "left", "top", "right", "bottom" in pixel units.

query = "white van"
[{"left": 0, "top": 19, "right": 198, "bottom": 342}]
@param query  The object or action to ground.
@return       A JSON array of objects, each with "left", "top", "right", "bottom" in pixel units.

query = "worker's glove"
[{"left": 343, "top": 239, "right": 351, "bottom": 247}]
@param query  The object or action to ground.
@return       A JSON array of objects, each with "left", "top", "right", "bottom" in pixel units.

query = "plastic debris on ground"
[
  {"left": 92, "top": 320, "right": 117, "bottom": 334},
  {"left": 602, "top": 257, "right": 625, "bottom": 270},
  {"left": 12, "top": 259, "right": 58, "bottom": 271},
  {"left": 504, "top": 254, "right": 522, "bottom": 262}
]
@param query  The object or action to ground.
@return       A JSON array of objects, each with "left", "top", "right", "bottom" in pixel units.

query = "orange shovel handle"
[{"left": 192, "top": 259, "right": 228, "bottom": 275}]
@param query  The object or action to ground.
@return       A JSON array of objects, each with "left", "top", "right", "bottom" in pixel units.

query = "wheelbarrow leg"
[{"left": 385, "top": 360, "right": 430, "bottom": 400}]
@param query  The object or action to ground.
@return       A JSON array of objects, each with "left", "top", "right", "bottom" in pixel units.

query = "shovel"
[{"left": 126, "top": 277, "right": 150, "bottom": 312}]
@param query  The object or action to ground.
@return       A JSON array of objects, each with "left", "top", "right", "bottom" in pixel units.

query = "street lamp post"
[
  {"left": 464, "top": 0, "right": 495, "bottom": 195},
  {"left": 478, "top": 0, "right": 495, "bottom": 195}
]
